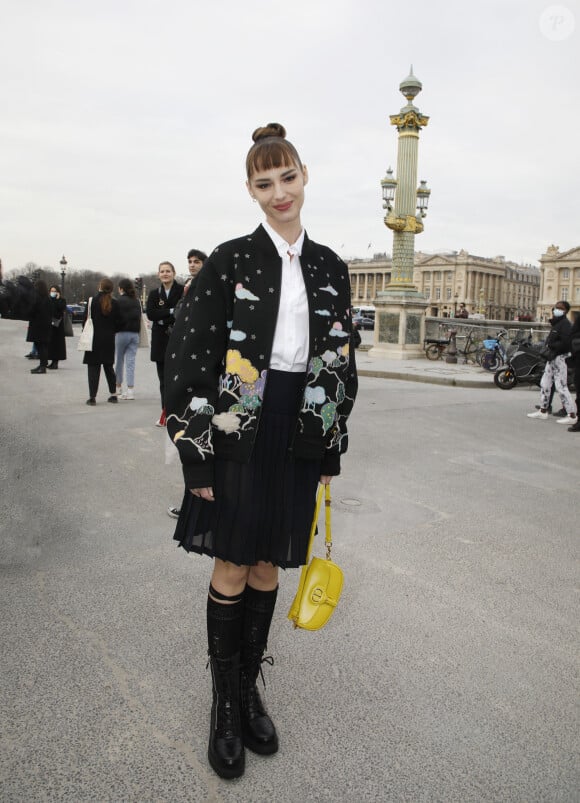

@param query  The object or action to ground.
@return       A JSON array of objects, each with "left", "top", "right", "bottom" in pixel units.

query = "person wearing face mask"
[
  {"left": 528, "top": 300, "right": 576, "bottom": 423},
  {"left": 47, "top": 285, "right": 67, "bottom": 369}
]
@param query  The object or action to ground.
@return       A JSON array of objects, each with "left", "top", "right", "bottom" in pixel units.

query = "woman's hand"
[
  {"left": 319, "top": 475, "right": 333, "bottom": 486},
  {"left": 190, "top": 487, "right": 215, "bottom": 501}
]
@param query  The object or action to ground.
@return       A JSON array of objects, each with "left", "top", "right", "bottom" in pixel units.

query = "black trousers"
[
  {"left": 87, "top": 364, "right": 116, "bottom": 399},
  {"left": 34, "top": 342, "right": 48, "bottom": 368},
  {"left": 156, "top": 361, "right": 165, "bottom": 408}
]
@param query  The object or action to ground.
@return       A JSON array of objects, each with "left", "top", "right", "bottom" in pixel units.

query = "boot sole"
[
  {"left": 242, "top": 728, "right": 279, "bottom": 755},
  {"left": 208, "top": 748, "right": 245, "bottom": 779}
]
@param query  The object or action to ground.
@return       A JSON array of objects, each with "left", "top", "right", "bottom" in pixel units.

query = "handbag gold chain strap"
[{"left": 324, "top": 485, "right": 332, "bottom": 560}]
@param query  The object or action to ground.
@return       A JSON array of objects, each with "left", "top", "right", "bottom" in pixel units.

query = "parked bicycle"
[
  {"left": 424, "top": 327, "right": 482, "bottom": 364},
  {"left": 480, "top": 330, "right": 533, "bottom": 372}
]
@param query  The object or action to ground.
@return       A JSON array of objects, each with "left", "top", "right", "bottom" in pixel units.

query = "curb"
[{"left": 357, "top": 368, "right": 494, "bottom": 388}]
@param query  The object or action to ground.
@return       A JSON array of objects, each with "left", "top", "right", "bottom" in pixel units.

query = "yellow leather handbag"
[{"left": 288, "top": 484, "right": 344, "bottom": 631}]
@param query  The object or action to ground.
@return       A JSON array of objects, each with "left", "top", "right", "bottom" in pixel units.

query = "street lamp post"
[
  {"left": 59, "top": 255, "right": 67, "bottom": 297},
  {"left": 370, "top": 67, "right": 431, "bottom": 360}
]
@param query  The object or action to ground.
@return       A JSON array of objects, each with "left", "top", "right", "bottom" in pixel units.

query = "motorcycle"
[{"left": 493, "top": 343, "right": 547, "bottom": 389}]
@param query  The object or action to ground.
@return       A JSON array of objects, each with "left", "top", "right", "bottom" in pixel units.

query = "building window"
[
  {"left": 575, "top": 287, "right": 580, "bottom": 300},
  {"left": 435, "top": 288, "right": 441, "bottom": 299},
  {"left": 435, "top": 271, "right": 441, "bottom": 280},
  {"left": 446, "top": 288, "right": 452, "bottom": 299},
  {"left": 562, "top": 269, "right": 569, "bottom": 279},
  {"left": 562, "top": 287, "right": 569, "bottom": 301}
]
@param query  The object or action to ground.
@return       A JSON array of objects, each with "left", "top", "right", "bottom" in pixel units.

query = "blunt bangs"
[{"left": 246, "top": 138, "right": 302, "bottom": 178}]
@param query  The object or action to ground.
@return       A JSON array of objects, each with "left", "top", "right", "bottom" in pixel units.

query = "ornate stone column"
[{"left": 370, "top": 68, "right": 431, "bottom": 359}]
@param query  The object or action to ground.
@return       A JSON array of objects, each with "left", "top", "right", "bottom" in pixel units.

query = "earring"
[{"left": 251, "top": 197, "right": 257, "bottom": 203}]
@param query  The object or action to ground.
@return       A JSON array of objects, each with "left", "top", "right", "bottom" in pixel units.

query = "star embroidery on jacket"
[
  {"left": 221, "top": 274, "right": 227, "bottom": 281},
  {"left": 174, "top": 375, "right": 178, "bottom": 381},
  {"left": 245, "top": 276, "right": 250, "bottom": 282},
  {"left": 234, "top": 253, "right": 239, "bottom": 258},
  {"left": 249, "top": 305, "right": 255, "bottom": 311},
  {"left": 256, "top": 269, "right": 262, "bottom": 275},
  {"left": 194, "top": 296, "right": 199, "bottom": 301},
  {"left": 206, "top": 349, "right": 211, "bottom": 354},
  {"left": 251, "top": 334, "right": 256, "bottom": 340},
  {"left": 190, "top": 353, "right": 197, "bottom": 359},
  {"left": 259, "top": 354, "right": 265, "bottom": 360},
  {"left": 190, "top": 327, "right": 195, "bottom": 333},
  {"left": 269, "top": 288, "right": 274, "bottom": 293},
  {"left": 206, "top": 290, "right": 211, "bottom": 296},
  {"left": 201, "top": 366, "right": 206, "bottom": 372},
  {"left": 171, "top": 353, "right": 176, "bottom": 359},
  {"left": 210, "top": 325, "right": 217, "bottom": 332},
  {"left": 184, "top": 316, "right": 189, "bottom": 322}
]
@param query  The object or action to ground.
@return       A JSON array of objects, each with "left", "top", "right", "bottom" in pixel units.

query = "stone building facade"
[
  {"left": 538, "top": 245, "right": 580, "bottom": 320},
  {"left": 348, "top": 249, "right": 540, "bottom": 320}
]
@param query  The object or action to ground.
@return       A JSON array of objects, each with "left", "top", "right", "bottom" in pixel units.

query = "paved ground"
[{"left": 1, "top": 318, "right": 579, "bottom": 803}]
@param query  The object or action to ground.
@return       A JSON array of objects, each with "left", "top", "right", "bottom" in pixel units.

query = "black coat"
[
  {"left": 82, "top": 293, "right": 122, "bottom": 365},
  {"left": 48, "top": 296, "right": 67, "bottom": 361},
  {"left": 545, "top": 314, "right": 572, "bottom": 356},
  {"left": 146, "top": 282, "right": 184, "bottom": 362},
  {"left": 117, "top": 295, "right": 142, "bottom": 333},
  {"left": 27, "top": 292, "right": 52, "bottom": 345}
]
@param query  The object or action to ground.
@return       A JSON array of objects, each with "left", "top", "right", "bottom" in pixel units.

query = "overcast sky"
[{"left": 1, "top": 0, "right": 578, "bottom": 279}]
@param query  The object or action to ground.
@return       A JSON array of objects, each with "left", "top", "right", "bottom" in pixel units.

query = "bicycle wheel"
[
  {"left": 425, "top": 344, "right": 442, "bottom": 361},
  {"left": 464, "top": 344, "right": 481, "bottom": 364},
  {"left": 481, "top": 351, "right": 501, "bottom": 372},
  {"left": 493, "top": 367, "right": 517, "bottom": 389}
]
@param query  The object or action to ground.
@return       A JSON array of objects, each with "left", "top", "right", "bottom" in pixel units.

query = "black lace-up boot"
[
  {"left": 207, "top": 589, "right": 245, "bottom": 779},
  {"left": 240, "top": 585, "right": 279, "bottom": 755}
]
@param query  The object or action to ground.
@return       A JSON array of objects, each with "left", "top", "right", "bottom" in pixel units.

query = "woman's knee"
[
  {"left": 248, "top": 561, "right": 279, "bottom": 590},
  {"left": 211, "top": 560, "right": 249, "bottom": 595}
]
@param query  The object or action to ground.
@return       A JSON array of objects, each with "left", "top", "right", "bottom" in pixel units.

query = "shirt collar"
[{"left": 262, "top": 221, "right": 305, "bottom": 259}]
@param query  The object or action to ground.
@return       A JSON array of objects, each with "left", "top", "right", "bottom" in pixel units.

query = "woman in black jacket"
[
  {"left": 28, "top": 279, "right": 52, "bottom": 374},
  {"left": 47, "top": 284, "right": 67, "bottom": 369},
  {"left": 83, "top": 278, "right": 122, "bottom": 405},
  {"left": 115, "top": 278, "right": 142, "bottom": 400},
  {"left": 165, "top": 123, "right": 357, "bottom": 780},
  {"left": 146, "top": 262, "right": 183, "bottom": 426}
]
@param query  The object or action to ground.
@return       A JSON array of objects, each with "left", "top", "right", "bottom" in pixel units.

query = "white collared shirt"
[{"left": 262, "top": 221, "right": 310, "bottom": 372}]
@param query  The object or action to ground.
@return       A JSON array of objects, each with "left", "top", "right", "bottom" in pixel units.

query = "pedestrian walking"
[
  {"left": 567, "top": 311, "right": 580, "bottom": 433},
  {"left": 146, "top": 262, "right": 184, "bottom": 426},
  {"left": 28, "top": 279, "right": 52, "bottom": 374},
  {"left": 115, "top": 278, "right": 141, "bottom": 400},
  {"left": 83, "top": 278, "right": 122, "bottom": 405},
  {"left": 527, "top": 300, "right": 576, "bottom": 424},
  {"left": 47, "top": 285, "right": 67, "bottom": 369},
  {"left": 165, "top": 122, "right": 357, "bottom": 780}
]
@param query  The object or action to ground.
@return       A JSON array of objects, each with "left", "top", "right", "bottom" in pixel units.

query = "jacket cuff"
[
  {"left": 182, "top": 459, "right": 215, "bottom": 490},
  {"left": 320, "top": 451, "right": 341, "bottom": 476}
]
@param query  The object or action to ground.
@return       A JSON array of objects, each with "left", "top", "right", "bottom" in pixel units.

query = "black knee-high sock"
[
  {"left": 207, "top": 584, "right": 244, "bottom": 659},
  {"left": 242, "top": 585, "right": 278, "bottom": 655}
]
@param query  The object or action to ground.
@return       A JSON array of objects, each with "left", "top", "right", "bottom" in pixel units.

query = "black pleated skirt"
[{"left": 172, "top": 370, "right": 321, "bottom": 568}]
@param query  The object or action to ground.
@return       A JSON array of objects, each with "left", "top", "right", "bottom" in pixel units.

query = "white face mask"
[
  {"left": 50, "top": 291, "right": 57, "bottom": 298},
  {"left": 553, "top": 308, "right": 565, "bottom": 318}
]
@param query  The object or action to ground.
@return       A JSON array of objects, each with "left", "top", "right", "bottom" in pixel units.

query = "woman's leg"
[
  {"left": 125, "top": 333, "right": 138, "bottom": 388},
  {"left": 240, "top": 562, "right": 279, "bottom": 755},
  {"left": 88, "top": 365, "right": 100, "bottom": 399},
  {"left": 206, "top": 558, "right": 250, "bottom": 779},
  {"left": 156, "top": 361, "right": 165, "bottom": 407},
  {"left": 103, "top": 364, "right": 117, "bottom": 395},
  {"left": 115, "top": 333, "right": 126, "bottom": 388},
  {"left": 539, "top": 361, "right": 555, "bottom": 410},
  {"left": 553, "top": 355, "right": 575, "bottom": 415}
]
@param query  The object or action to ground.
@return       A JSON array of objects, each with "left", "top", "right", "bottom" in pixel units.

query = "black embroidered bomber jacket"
[{"left": 164, "top": 225, "right": 358, "bottom": 489}]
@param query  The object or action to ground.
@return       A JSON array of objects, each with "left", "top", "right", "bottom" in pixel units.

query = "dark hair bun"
[{"left": 252, "top": 123, "right": 286, "bottom": 143}]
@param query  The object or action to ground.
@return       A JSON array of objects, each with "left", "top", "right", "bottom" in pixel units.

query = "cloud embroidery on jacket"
[
  {"left": 320, "top": 284, "right": 338, "bottom": 296},
  {"left": 235, "top": 283, "right": 260, "bottom": 301}
]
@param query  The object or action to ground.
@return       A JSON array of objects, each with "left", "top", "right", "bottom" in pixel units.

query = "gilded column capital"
[{"left": 390, "top": 110, "right": 429, "bottom": 131}]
